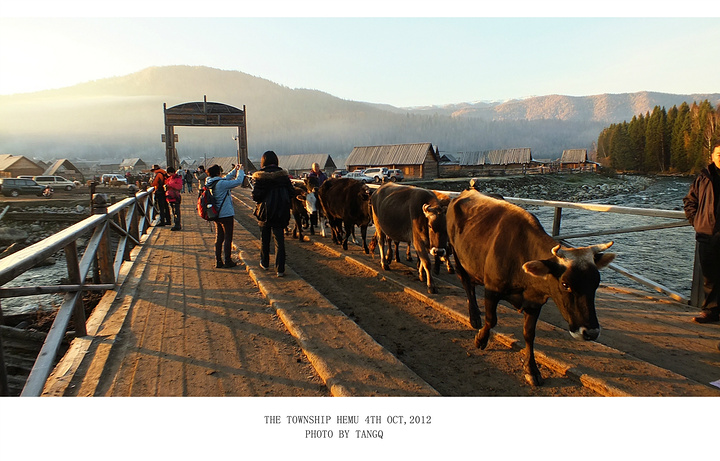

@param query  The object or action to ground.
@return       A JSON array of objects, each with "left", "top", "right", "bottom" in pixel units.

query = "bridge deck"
[
  {"left": 42, "top": 191, "right": 437, "bottom": 397},
  {"left": 42, "top": 189, "right": 720, "bottom": 396}
]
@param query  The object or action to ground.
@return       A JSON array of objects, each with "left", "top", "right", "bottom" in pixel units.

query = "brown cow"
[
  {"left": 369, "top": 189, "right": 454, "bottom": 275},
  {"left": 371, "top": 182, "right": 449, "bottom": 294},
  {"left": 447, "top": 189, "right": 615, "bottom": 386},
  {"left": 316, "top": 177, "right": 372, "bottom": 253}
]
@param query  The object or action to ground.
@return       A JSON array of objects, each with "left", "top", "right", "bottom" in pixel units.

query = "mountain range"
[{"left": 0, "top": 65, "right": 717, "bottom": 165}]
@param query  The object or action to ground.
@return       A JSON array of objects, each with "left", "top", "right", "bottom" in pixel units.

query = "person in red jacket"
[
  {"left": 150, "top": 164, "right": 171, "bottom": 226},
  {"left": 165, "top": 166, "right": 184, "bottom": 231},
  {"left": 684, "top": 141, "right": 720, "bottom": 324}
]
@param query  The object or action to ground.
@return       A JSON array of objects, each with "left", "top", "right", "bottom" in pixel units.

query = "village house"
[
  {"left": 345, "top": 143, "right": 439, "bottom": 180},
  {"left": 456, "top": 148, "right": 535, "bottom": 176},
  {"left": 43, "top": 158, "right": 85, "bottom": 182},
  {"left": 119, "top": 158, "right": 148, "bottom": 172},
  {"left": 201, "top": 156, "right": 257, "bottom": 174},
  {"left": 0, "top": 154, "right": 44, "bottom": 178},
  {"left": 276, "top": 153, "right": 336, "bottom": 178},
  {"left": 560, "top": 149, "right": 597, "bottom": 172}
]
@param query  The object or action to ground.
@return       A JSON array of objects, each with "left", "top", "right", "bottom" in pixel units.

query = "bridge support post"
[
  {"left": 690, "top": 242, "right": 704, "bottom": 308},
  {"left": 64, "top": 241, "right": 87, "bottom": 337},
  {"left": 0, "top": 302, "right": 9, "bottom": 396},
  {"left": 552, "top": 207, "right": 563, "bottom": 237},
  {"left": 93, "top": 194, "right": 115, "bottom": 284}
]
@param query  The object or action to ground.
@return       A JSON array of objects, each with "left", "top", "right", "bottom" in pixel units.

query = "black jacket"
[
  {"left": 684, "top": 163, "right": 720, "bottom": 238},
  {"left": 251, "top": 166, "right": 294, "bottom": 228}
]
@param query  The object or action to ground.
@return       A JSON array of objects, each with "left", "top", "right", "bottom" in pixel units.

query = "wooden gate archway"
[{"left": 163, "top": 96, "right": 248, "bottom": 169}]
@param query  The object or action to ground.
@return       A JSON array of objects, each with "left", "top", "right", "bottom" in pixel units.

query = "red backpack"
[{"left": 196, "top": 181, "right": 227, "bottom": 221}]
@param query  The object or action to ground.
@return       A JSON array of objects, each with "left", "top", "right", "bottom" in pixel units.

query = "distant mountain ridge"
[
  {"left": 0, "top": 66, "right": 717, "bottom": 163},
  {"left": 402, "top": 91, "right": 720, "bottom": 122}
]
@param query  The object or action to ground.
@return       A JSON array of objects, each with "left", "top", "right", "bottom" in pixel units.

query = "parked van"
[{"left": 32, "top": 175, "right": 76, "bottom": 190}]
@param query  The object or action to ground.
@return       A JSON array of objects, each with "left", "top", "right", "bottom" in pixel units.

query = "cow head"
[
  {"left": 422, "top": 203, "right": 450, "bottom": 259},
  {"left": 522, "top": 241, "right": 615, "bottom": 341}
]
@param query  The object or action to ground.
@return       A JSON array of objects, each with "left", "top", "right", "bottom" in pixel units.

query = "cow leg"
[
  {"left": 342, "top": 221, "right": 351, "bottom": 250},
  {"left": 405, "top": 243, "right": 412, "bottom": 262},
  {"left": 475, "top": 291, "right": 500, "bottom": 349},
  {"left": 521, "top": 305, "right": 544, "bottom": 386},
  {"left": 378, "top": 232, "right": 390, "bottom": 270},
  {"left": 444, "top": 247, "right": 455, "bottom": 274},
  {"left": 454, "top": 253, "right": 481, "bottom": 328},
  {"left": 393, "top": 241, "right": 401, "bottom": 263},
  {"left": 433, "top": 254, "right": 442, "bottom": 275},
  {"left": 360, "top": 224, "right": 369, "bottom": 254},
  {"left": 415, "top": 248, "right": 436, "bottom": 294}
]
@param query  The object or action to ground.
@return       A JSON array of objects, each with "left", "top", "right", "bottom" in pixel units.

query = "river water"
[{"left": 527, "top": 176, "right": 696, "bottom": 299}]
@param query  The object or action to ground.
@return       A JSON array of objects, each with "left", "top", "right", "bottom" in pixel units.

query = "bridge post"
[
  {"left": 0, "top": 302, "right": 9, "bottom": 395},
  {"left": 64, "top": 241, "right": 87, "bottom": 337},
  {"left": 690, "top": 242, "right": 704, "bottom": 308},
  {"left": 92, "top": 194, "right": 115, "bottom": 284},
  {"left": 552, "top": 207, "right": 563, "bottom": 237}
]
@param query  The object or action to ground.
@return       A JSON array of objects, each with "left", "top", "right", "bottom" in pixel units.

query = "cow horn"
[
  {"left": 551, "top": 244, "right": 563, "bottom": 257},
  {"left": 590, "top": 241, "right": 614, "bottom": 254}
]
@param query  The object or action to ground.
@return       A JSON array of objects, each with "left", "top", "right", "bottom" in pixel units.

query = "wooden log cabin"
[{"left": 345, "top": 143, "right": 439, "bottom": 180}]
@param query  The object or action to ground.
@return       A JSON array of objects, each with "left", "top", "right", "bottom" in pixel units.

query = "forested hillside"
[{"left": 596, "top": 100, "right": 719, "bottom": 173}]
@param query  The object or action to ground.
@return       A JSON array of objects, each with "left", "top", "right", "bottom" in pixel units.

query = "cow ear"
[
  {"left": 594, "top": 252, "right": 616, "bottom": 269},
  {"left": 522, "top": 260, "right": 551, "bottom": 277}
]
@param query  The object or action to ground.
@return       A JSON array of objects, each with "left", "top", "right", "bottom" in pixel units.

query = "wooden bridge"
[{"left": 1, "top": 187, "right": 719, "bottom": 397}]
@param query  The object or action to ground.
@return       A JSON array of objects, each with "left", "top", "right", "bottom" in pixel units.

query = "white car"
[
  {"left": 345, "top": 171, "right": 375, "bottom": 183},
  {"left": 32, "top": 175, "right": 76, "bottom": 191},
  {"left": 101, "top": 173, "right": 128, "bottom": 185},
  {"left": 362, "top": 167, "right": 390, "bottom": 183}
]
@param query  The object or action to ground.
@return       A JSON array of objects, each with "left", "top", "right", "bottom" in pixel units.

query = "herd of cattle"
[{"left": 287, "top": 177, "right": 616, "bottom": 386}]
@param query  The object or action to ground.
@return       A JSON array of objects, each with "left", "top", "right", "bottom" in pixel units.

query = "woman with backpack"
[
  {"left": 205, "top": 163, "right": 245, "bottom": 268},
  {"left": 251, "top": 151, "right": 295, "bottom": 277}
]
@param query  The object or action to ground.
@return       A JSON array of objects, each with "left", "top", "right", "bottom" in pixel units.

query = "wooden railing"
[{"left": 0, "top": 188, "right": 157, "bottom": 396}]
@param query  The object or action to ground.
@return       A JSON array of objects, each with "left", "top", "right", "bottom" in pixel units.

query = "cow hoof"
[
  {"left": 524, "top": 373, "right": 544, "bottom": 387},
  {"left": 447, "top": 267, "right": 455, "bottom": 274},
  {"left": 475, "top": 329, "right": 490, "bottom": 349},
  {"left": 427, "top": 286, "right": 437, "bottom": 295},
  {"left": 381, "top": 263, "right": 390, "bottom": 270},
  {"left": 363, "top": 247, "right": 370, "bottom": 254}
]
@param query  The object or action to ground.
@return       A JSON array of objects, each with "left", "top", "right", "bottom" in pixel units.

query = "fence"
[{"left": 0, "top": 187, "right": 157, "bottom": 396}]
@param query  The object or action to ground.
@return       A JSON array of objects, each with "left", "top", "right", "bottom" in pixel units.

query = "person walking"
[
  {"left": 683, "top": 141, "right": 720, "bottom": 324},
  {"left": 177, "top": 168, "right": 186, "bottom": 193},
  {"left": 165, "top": 166, "right": 183, "bottom": 231},
  {"left": 308, "top": 162, "right": 327, "bottom": 187},
  {"left": 150, "top": 164, "right": 171, "bottom": 226},
  {"left": 205, "top": 163, "right": 245, "bottom": 268},
  {"left": 195, "top": 165, "right": 208, "bottom": 196},
  {"left": 185, "top": 169, "right": 194, "bottom": 194},
  {"left": 251, "top": 151, "right": 294, "bottom": 277}
]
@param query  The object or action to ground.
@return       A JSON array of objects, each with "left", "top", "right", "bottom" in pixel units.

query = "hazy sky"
[{"left": 1, "top": 2, "right": 718, "bottom": 107}]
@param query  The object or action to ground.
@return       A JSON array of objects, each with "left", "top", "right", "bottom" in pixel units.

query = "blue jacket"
[{"left": 205, "top": 168, "right": 246, "bottom": 219}]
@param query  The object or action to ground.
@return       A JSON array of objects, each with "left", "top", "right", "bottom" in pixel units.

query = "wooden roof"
[
  {"left": 44, "top": 159, "right": 82, "bottom": 176},
  {"left": 560, "top": 149, "right": 589, "bottom": 163},
  {"left": 278, "top": 154, "right": 336, "bottom": 172},
  {"left": 119, "top": 158, "right": 148, "bottom": 168},
  {"left": 346, "top": 143, "right": 435, "bottom": 167},
  {"left": 201, "top": 156, "right": 257, "bottom": 173},
  {"left": 459, "top": 148, "right": 532, "bottom": 166},
  {"left": 0, "top": 154, "right": 42, "bottom": 171}
]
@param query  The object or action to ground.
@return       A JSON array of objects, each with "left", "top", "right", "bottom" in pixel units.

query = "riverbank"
[{"left": 411, "top": 172, "right": 654, "bottom": 203}]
